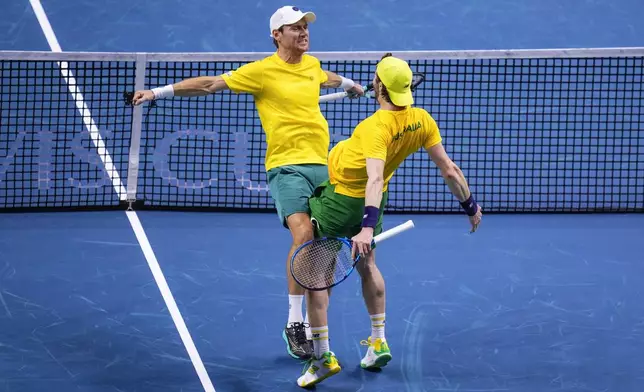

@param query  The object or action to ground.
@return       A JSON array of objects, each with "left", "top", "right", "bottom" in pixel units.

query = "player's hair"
[{"left": 272, "top": 27, "right": 284, "bottom": 49}]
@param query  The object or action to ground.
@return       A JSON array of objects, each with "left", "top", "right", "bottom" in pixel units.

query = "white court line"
[
  {"left": 28, "top": 0, "right": 127, "bottom": 200},
  {"left": 28, "top": 1, "right": 216, "bottom": 391},
  {"left": 126, "top": 211, "right": 216, "bottom": 392}
]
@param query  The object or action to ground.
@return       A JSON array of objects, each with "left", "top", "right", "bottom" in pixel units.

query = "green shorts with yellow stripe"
[{"left": 308, "top": 179, "right": 388, "bottom": 240}]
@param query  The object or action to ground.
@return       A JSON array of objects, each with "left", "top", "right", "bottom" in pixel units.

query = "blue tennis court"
[
  {"left": 1, "top": 212, "right": 643, "bottom": 391},
  {"left": 1, "top": 1, "right": 644, "bottom": 391}
]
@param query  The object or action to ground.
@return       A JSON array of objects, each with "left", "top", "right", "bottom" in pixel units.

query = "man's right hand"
[
  {"left": 346, "top": 83, "right": 365, "bottom": 99},
  {"left": 469, "top": 206, "right": 483, "bottom": 233},
  {"left": 132, "top": 90, "right": 155, "bottom": 106}
]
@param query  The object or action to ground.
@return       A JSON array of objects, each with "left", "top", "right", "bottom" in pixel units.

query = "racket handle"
[
  {"left": 319, "top": 85, "right": 375, "bottom": 103},
  {"left": 319, "top": 91, "right": 348, "bottom": 103},
  {"left": 372, "top": 220, "right": 415, "bottom": 244}
]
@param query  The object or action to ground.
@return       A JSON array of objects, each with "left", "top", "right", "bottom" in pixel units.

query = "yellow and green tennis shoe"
[
  {"left": 296, "top": 351, "right": 341, "bottom": 388},
  {"left": 360, "top": 337, "right": 392, "bottom": 369}
]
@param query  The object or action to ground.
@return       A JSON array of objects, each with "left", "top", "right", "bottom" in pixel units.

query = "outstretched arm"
[
  {"left": 160, "top": 76, "right": 229, "bottom": 97},
  {"left": 132, "top": 76, "right": 229, "bottom": 105},
  {"left": 427, "top": 142, "right": 482, "bottom": 232},
  {"left": 133, "top": 61, "right": 263, "bottom": 106},
  {"left": 427, "top": 142, "right": 471, "bottom": 202}
]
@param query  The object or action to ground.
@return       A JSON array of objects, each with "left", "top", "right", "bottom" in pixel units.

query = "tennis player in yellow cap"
[{"left": 295, "top": 53, "right": 482, "bottom": 388}]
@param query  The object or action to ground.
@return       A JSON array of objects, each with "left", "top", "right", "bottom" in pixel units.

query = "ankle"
[
  {"left": 311, "top": 326, "right": 330, "bottom": 358},
  {"left": 287, "top": 295, "right": 304, "bottom": 325},
  {"left": 370, "top": 313, "right": 386, "bottom": 340}
]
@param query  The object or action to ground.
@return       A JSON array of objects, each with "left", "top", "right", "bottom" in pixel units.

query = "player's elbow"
[
  {"left": 204, "top": 76, "right": 226, "bottom": 94},
  {"left": 368, "top": 175, "right": 384, "bottom": 189},
  {"left": 440, "top": 161, "right": 461, "bottom": 181}
]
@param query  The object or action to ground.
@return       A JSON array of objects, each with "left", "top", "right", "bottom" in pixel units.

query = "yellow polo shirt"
[
  {"left": 328, "top": 107, "right": 443, "bottom": 198},
  {"left": 221, "top": 53, "right": 330, "bottom": 171}
]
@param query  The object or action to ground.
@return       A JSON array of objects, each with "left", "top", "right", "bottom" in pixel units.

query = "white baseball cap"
[{"left": 269, "top": 6, "right": 316, "bottom": 37}]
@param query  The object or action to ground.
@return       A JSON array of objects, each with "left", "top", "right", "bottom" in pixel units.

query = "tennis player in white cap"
[{"left": 132, "top": 5, "right": 364, "bottom": 361}]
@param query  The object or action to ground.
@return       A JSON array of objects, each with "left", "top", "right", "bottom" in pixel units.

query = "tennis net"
[{"left": 1, "top": 48, "right": 643, "bottom": 212}]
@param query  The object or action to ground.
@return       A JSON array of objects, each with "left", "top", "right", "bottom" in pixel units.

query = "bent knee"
[
  {"left": 307, "top": 290, "right": 329, "bottom": 309},
  {"left": 287, "top": 213, "right": 314, "bottom": 244}
]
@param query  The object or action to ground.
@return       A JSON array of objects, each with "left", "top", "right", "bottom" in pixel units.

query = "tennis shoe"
[
  {"left": 283, "top": 322, "right": 313, "bottom": 360},
  {"left": 297, "top": 351, "right": 341, "bottom": 388},
  {"left": 360, "top": 337, "right": 392, "bottom": 369}
]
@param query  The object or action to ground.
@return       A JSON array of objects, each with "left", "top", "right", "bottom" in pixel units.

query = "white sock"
[
  {"left": 304, "top": 311, "right": 312, "bottom": 339},
  {"left": 311, "top": 326, "right": 330, "bottom": 358},
  {"left": 288, "top": 295, "right": 304, "bottom": 325},
  {"left": 370, "top": 313, "right": 386, "bottom": 341}
]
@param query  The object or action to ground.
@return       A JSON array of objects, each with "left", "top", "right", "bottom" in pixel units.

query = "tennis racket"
[
  {"left": 290, "top": 220, "right": 415, "bottom": 291},
  {"left": 319, "top": 72, "right": 426, "bottom": 103}
]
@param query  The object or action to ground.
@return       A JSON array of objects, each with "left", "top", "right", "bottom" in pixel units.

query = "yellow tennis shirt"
[
  {"left": 328, "top": 107, "right": 443, "bottom": 198},
  {"left": 221, "top": 53, "right": 330, "bottom": 171}
]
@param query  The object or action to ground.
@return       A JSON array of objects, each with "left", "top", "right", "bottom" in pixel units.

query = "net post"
[{"left": 126, "top": 53, "right": 147, "bottom": 208}]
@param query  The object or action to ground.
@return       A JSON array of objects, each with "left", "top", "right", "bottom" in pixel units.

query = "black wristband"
[
  {"left": 362, "top": 206, "right": 379, "bottom": 228},
  {"left": 460, "top": 195, "right": 478, "bottom": 216}
]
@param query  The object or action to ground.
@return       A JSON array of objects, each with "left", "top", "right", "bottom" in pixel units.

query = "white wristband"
[
  {"left": 339, "top": 76, "right": 355, "bottom": 90},
  {"left": 152, "top": 85, "right": 174, "bottom": 99}
]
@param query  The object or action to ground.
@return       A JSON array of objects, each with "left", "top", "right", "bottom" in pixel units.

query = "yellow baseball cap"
[{"left": 376, "top": 56, "right": 414, "bottom": 106}]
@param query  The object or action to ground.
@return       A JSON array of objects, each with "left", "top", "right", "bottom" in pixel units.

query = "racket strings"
[{"left": 292, "top": 239, "right": 355, "bottom": 290}]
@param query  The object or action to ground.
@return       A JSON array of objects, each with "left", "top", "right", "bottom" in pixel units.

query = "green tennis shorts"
[
  {"left": 308, "top": 179, "right": 388, "bottom": 239},
  {"left": 267, "top": 164, "right": 329, "bottom": 228}
]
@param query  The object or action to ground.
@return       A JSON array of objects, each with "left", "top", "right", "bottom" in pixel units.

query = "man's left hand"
[{"left": 351, "top": 227, "right": 374, "bottom": 259}]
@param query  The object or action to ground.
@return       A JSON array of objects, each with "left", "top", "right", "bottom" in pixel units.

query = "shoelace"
[
  {"left": 360, "top": 336, "right": 385, "bottom": 352},
  {"left": 288, "top": 322, "right": 310, "bottom": 345}
]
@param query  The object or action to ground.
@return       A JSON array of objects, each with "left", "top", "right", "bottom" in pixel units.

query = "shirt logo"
[{"left": 392, "top": 121, "right": 422, "bottom": 141}]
